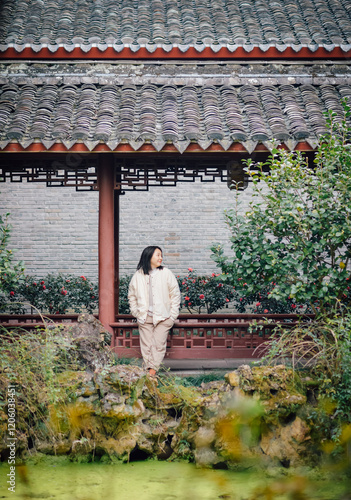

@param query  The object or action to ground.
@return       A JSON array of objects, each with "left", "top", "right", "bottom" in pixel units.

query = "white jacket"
[{"left": 128, "top": 267, "right": 181, "bottom": 326}]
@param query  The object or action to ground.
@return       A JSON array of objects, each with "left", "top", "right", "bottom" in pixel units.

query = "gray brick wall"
[
  {"left": 0, "top": 182, "right": 99, "bottom": 279},
  {"left": 0, "top": 177, "right": 254, "bottom": 280}
]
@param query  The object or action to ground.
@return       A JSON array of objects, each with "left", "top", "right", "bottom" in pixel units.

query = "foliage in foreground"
[
  {"left": 0, "top": 325, "right": 81, "bottom": 443},
  {"left": 1, "top": 321, "right": 351, "bottom": 480},
  {"left": 260, "top": 313, "right": 351, "bottom": 427},
  {"left": 212, "top": 104, "right": 351, "bottom": 316}
]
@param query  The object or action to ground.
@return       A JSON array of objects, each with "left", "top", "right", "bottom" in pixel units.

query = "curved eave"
[
  {"left": 0, "top": 141, "right": 316, "bottom": 154},
  {"left": 1, "top": 45, "right": 351, "bottom": 60}
]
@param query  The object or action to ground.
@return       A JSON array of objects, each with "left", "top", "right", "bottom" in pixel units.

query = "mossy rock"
[{"left": 95, "top": 365, "right": 145, "bottom": 394}]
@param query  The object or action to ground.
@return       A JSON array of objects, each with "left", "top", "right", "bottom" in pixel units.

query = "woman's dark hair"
[{"left": 137, "top": 246, "right": 163, "bottom": 274}]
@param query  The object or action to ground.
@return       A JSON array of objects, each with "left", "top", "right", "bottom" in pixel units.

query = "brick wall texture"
[{"left": 0, "top": 178, "right": 254, "bottom": 280}]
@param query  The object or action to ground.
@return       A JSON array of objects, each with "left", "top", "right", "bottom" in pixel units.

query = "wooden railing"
[
  {"left": 0, "top": 313, "right": 91, "bottom": 328},
  {"left": 111, "top": 313, "right": 315, "bottom": 359},
  {"left": 0, "top": 313, "right": 314, "bottom": 359}
]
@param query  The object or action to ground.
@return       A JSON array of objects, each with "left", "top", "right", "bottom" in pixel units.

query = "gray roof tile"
[
  {"left": 0, "top": 0, "right": 351, "bottom": 54},
  {"left": 1, "top": 79, "right": 350, "bottom": 151}
]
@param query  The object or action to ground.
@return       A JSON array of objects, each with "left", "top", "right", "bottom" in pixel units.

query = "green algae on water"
[{"left": 0, "top": 460, "right": 349, "bottom": 500}]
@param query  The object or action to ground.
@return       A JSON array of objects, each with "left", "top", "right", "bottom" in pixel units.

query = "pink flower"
[
  {"left": 188, "top": 268, "right": 193, "bottom": 272},
  {"left": 199, "top": 294, "right": 205, "bottom": 299},
  {"left": 218, "top": 283, "right": 223, "bottom": 287},
  {"left": 264, "top": 309, "right": 269, "bottom": 313},
  {"left": 42, "top": 285, "right": 46, "bottom": 290},
  {"left": 40, "top": 281, "right": 45, "bottom": 285},
  {"left": 61, "top": 289, "right": 67, "bottom": 296},
  {"left": 240, "top": 298, "right": 243, "bottom": 302},
  {"left": 185, "top": 296, "right": 190, "bottom": 301},
  {"left": 33, "top": 282, "right": 37, "bottom": 286},
  {"left": 10, "top": 291, "right": 15, "bottom": 296},
  {"left": 225, "top": 298, "right": 230, "bottom": 302},
  {"left": 212, "top": 273, "right": 216, "bottom": 277},
  {"left": 256, "top": 302, "right": 261, "bottom": 306},
  {"left": 291, "top": 304, "right": 296, "bottom": 309},
  {"left": 80, "top": 276, "right": 87, "bottom": 281}
]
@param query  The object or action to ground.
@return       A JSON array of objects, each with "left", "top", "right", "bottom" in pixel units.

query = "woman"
[{"left": 128, "top": 246, "right": 181, "bottom": 377}]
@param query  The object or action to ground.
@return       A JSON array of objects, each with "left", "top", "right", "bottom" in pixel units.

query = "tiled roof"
[
  {"left": 0, "top": 0, "right": 351, "bottom": 55},
  {"left": 1, "top": 78, "right": 350, "bottom": 152}
]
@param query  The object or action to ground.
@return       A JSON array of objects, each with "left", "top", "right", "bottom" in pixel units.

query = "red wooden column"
[
  {"left": 98, "top": 154, "right": 115, "bottom": 333},
  {"left": 114, "top": 190, "right": 120, "bottom": 315}
]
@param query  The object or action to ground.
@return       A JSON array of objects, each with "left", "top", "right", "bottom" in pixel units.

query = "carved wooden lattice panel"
[
  {"left": 114, "top": 157, "right": 231, "bottom": 192},
  {"left": 0, "top": 155, "right": 249, "bottom": 192},
  {"left": 0, "top": 156, "right": 99, "bottom": 191}
]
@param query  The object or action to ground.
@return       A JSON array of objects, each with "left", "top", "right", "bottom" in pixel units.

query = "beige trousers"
[{"left": 138, "top": 315, "right": 174, "bottom": 370}]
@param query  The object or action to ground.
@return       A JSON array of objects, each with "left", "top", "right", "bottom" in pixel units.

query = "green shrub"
[
  {"left": 211, "top": 103, "right": 351, "bottom": 316},
  {"left": 118, "top": 275, "right": 132, "bottom": 314},
  {"left": 0, "top": 212, "right": 25, "bottom": 313}
]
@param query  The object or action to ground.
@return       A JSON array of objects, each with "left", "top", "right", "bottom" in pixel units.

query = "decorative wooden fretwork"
[
  {"left": 0, "top": 154, "right": 250, "bottom": 192},
  {"left": 114, "top": 157, "right": 233, "bottom": 192},
  {"left": 0, "top": 155, "right": 99, "bottom": 191}
]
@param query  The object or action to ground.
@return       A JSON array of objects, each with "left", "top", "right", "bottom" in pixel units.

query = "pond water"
[{"left": 0, "top": 459, "right": 349, "bottom": 500}]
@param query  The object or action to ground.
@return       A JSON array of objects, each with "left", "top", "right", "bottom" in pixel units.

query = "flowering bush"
[
  {"left": 117, "top": 271, "right": 308, "bottom": 315},
  {"left": 177, "top": 268, "right": 235, "bottom": 314},
  {"left": 118, "top": 271, "right": 235, "bottom": 315},
  {"left": 4, "top": 274, "right": 98, "bottom": 314}
]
